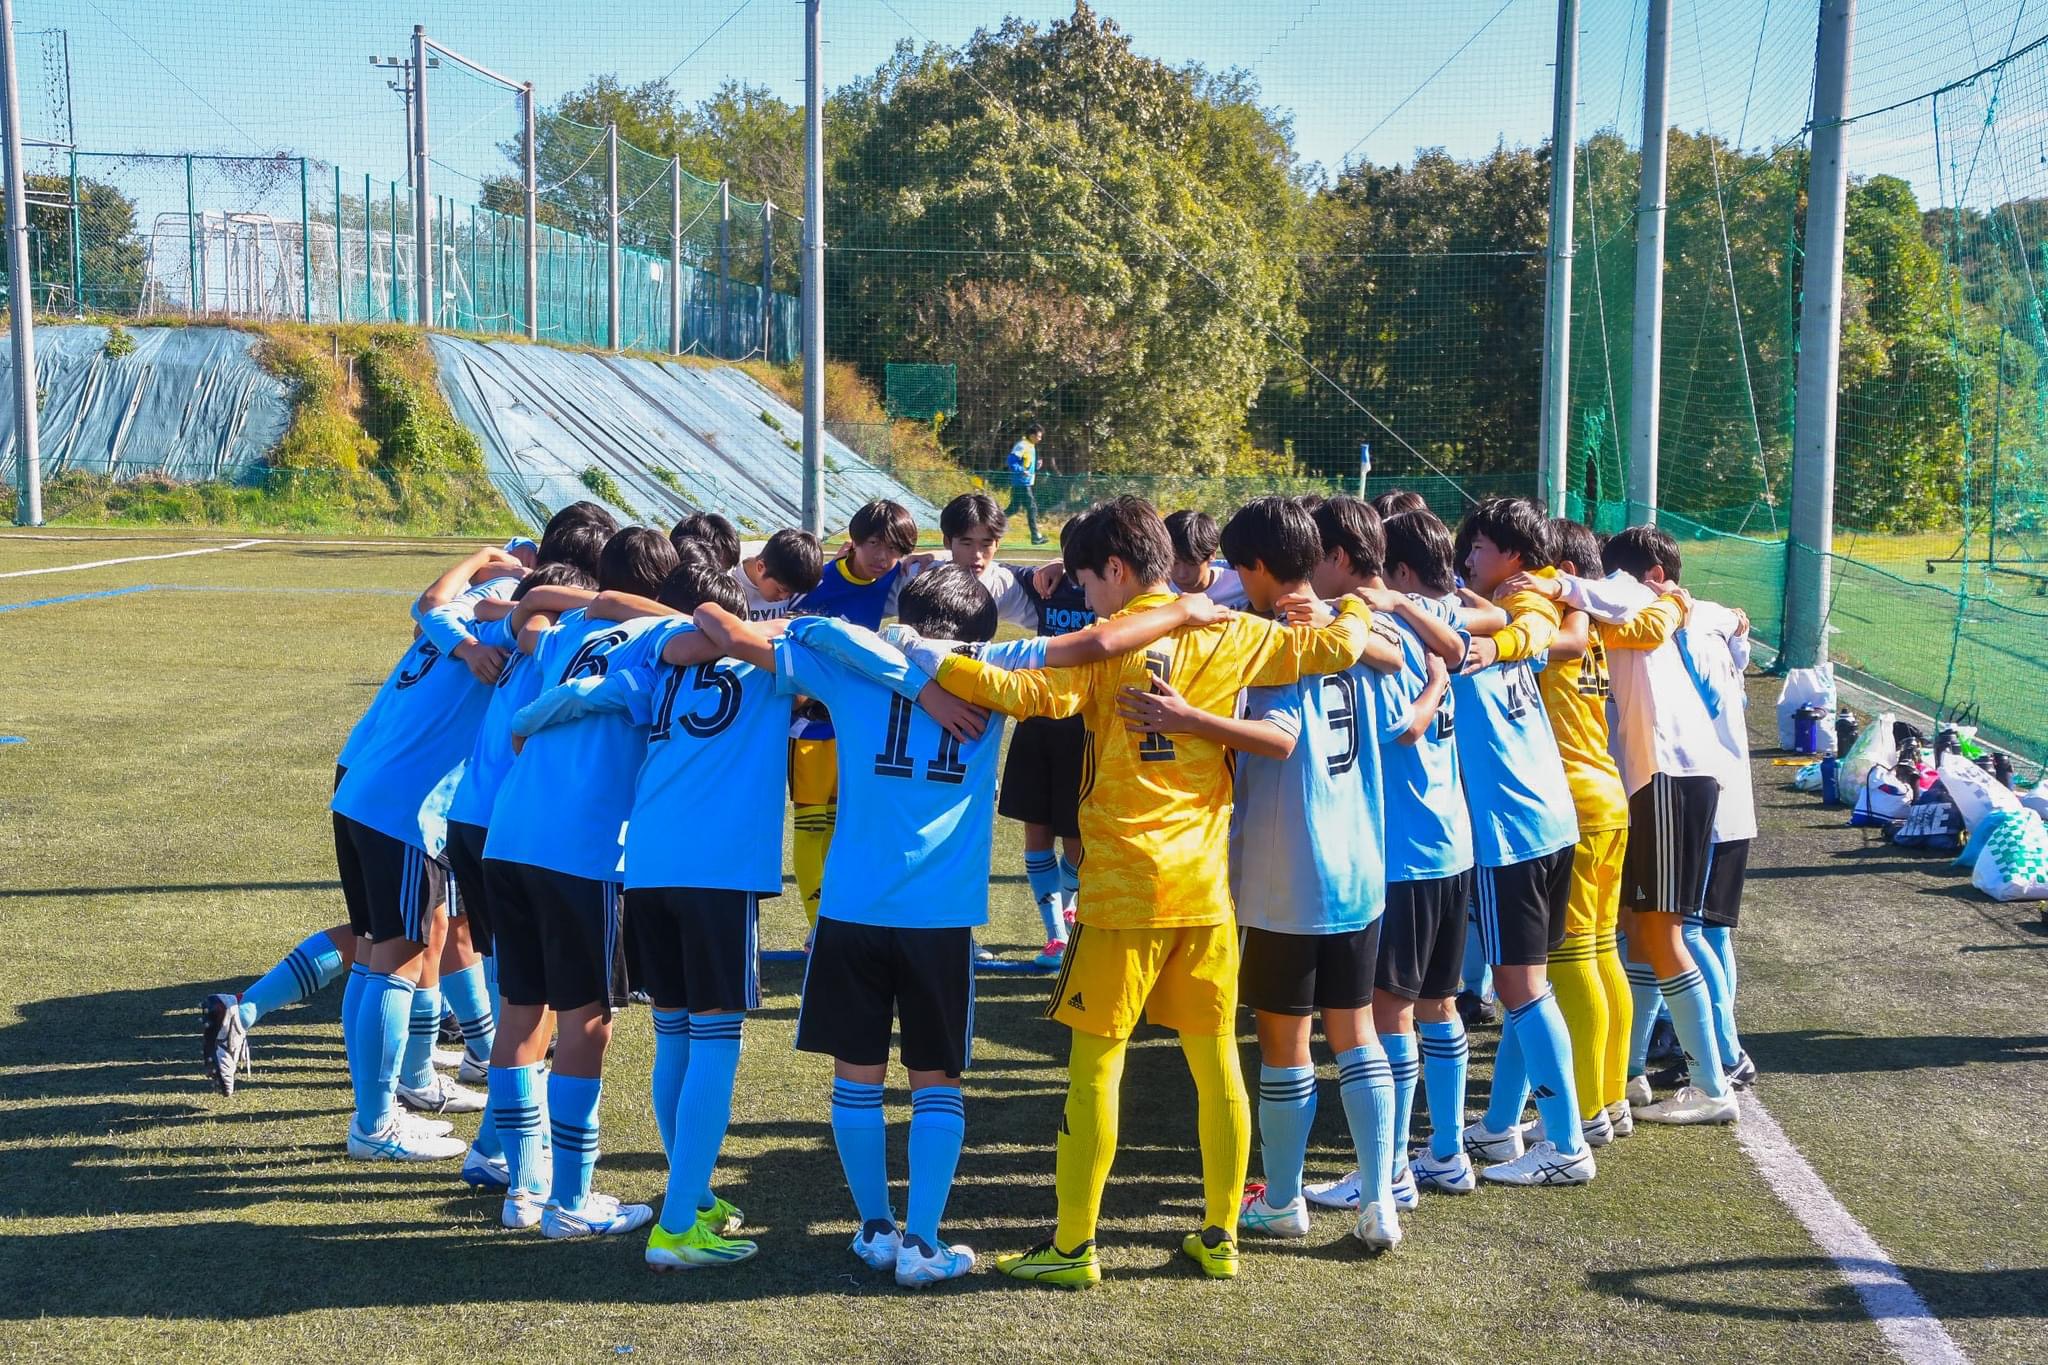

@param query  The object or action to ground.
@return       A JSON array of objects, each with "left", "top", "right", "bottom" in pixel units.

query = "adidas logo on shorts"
[{"left": 1067, "top": 992, "right": 1085, "bottom": 1011}]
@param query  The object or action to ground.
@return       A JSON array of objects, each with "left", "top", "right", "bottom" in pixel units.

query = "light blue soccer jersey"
[
  {"left": 1447, "top": 596, "right": 1578, "bottom": 867},
  {"left": 336, "top": 576, "right": 517, "bottom": 770},
  {"left": 1229, "top": 652, "right": 1386, "bottom": 936},
  {"left": 445, "top": 614, "right": 542, "bottom": 829},
  {"left": 1372, "top": 599, "right": 1474, "bottom": 881},
  {"left": 774, "top": 619, "right": 1041, "bottom": 929},
  {"left": 482, "top": 611, "right": 675, "bottom": 881}
]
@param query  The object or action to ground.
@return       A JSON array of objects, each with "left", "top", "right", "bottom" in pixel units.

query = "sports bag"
[
  {"left": 1971, "top": 808, "right": 2048, "bottom": 902},
  {"left": 1893, "top": 783, "right": 1964, "bottom": 852}
]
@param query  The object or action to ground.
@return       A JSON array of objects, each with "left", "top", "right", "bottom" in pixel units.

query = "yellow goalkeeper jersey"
[
  {"left": 936, "top": 591, "right": 1371, "bottom": 931},
  {"left": 1535, "top": 613, "right": 1630, "bottom": 835}
]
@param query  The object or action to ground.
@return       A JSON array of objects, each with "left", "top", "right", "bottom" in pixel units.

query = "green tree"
[{"left": 2, "top": 174, "right": 146, "bottom": 314}]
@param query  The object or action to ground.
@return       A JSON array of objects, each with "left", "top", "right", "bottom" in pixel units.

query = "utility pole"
[
  {"left": 1627, "top": 0, "right": 1671, "bottom": 527},
  {"left": 801, "top": 0, "right": 826, "bottom": 536},
  {"left": 2, "top": 0, "right": 41, "bottom": 525},
  {"left": 411, "top": 25, "right": 432, "bottom": 327},
  {"left": 1783, "top": 0, "right": 1857, "bottom": 668},
  {"left": 1536, "top": 0, "right": 1581, "bottom": 516}
]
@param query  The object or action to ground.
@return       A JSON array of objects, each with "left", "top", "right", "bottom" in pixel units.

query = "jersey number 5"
[{"left": 874, "top": 694, "right": 970, "bottom": 784}]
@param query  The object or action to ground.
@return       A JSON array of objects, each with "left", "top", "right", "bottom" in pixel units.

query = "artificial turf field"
[{"left": 1, "top": 531, "right": 2043, "bottom": 1364}]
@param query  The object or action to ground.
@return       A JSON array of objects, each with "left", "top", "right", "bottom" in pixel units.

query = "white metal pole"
[
  {"left": 668, "top": 156, "right": 682, "bottom": 355},
  {"left": 717, "top": 179, "right": 731, "bottom": 360},
  {"left": 1627, "top": 0, "right": 1671, "bottom": 527},
  {"left": 760, "top": 199, "right": 775, "bottom": 361},
  {"left": 1537, "top": 0, "right": 1581, "bottom": 517},
  {"left": 523, "top": 82, "right": 538, "bottom": 340},
  {"left": 1784, "top": 0, "right": 1856, "bottom": 668},
  {"left": 411, "top": 25, "right": 433, "bottom": 327},
  {"left": 2, "top": 0, "right": 41, "bottom": 526},
  {"left": 606, "top": 122, "right": 620, "bottom": 352},
  {"left": 801, "top": 0, "right": 825, "bottom": 536}
]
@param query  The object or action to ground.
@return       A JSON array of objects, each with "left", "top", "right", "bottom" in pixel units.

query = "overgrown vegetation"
[{"left": 577, "top": 465, "right": 642, "bottom": 522}]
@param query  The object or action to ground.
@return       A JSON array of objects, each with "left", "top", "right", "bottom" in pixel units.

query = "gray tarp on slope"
[
  {"left": 430, "top": 335, "right": 939, "bottom": 534},
  {"left": 0, "top": 325, "right": 291, "bottom": 482}
]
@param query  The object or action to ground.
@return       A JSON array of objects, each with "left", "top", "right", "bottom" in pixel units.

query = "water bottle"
[
  {"left": 1794, "top": 705, "right": 1824, "bottom": 754},
  {"left": 1835, "top": 708, "right": 1860, "bottom": 758},
  {"left": 1993, "top": 752, "right": 2015, "bottom": 789},
  {"left": 1820, "top": 755, "right": 1840, "bottom": 804}
]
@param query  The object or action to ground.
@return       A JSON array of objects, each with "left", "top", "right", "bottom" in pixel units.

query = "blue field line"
[
  {"left": 0, "top": 584, "right": 154, "bottom": 614},
  {"left": 0, "top": 736, "right": 24, "bottom": 746},
  {"left": 147, "top": 585, "right": 416, "bottom": 597}
]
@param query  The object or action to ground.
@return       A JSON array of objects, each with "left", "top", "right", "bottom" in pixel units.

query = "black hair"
[
  {"left": 1544, "top": 517, "right": 1603, "bottom": 578},
  {"left": 1023, "top": 420, "right": 1044, "bottom": 438},
  {"left": 509, "top": 560, "right": 597, "bottom": 599},
  {"left": 757, "top": 528, "right": 823, "bottom": 594},
  {"left": 897, "top": 563, "right": 998, "bottom": 643},
  {"left": 670, "top": 512, "right": 740, "bottom": 572},
  {"left": 656, "top": 543, "right": 747, "bottom": 615},
  {"left": 1164, "top": 508, "right": 1221, "bottom": 565},
  {"left": 847, "top": 499, "right": 918, "bottom": 556},
  {"left": 535, "top": 521, "right": 610, "bottom": 580},
  {"left": 1064, "top": 495, "right": 1174, "bottom": 585},
  {"left": 546, "top": 500, "right": 620, "bottom": 534},
  {"left": 1372, "top": 489, "right": 1429, "bottom": 519},
  {"left": 1383, "top": 510, "right": 1457, "bottom": 596},
  {"left": 1310, "top": 494, "right": 1386, "bottom": 579},
  {"left": 940, "top": 491, "right": 1007, "bottom": 542},
  {"left": 1455, "top": 496, "right": 1552, "bottom": 572},
  {"left": 1601, "top": 524, "right": 1683, "bottom": 580},
  {"left": 1219, "top": 495, "right": 1322, "bottom": 583},
  {"left": 597, "top": 526, "right": 680, "bottom": 598}
]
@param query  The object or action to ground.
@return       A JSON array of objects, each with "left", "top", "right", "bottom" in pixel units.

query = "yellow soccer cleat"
[
  {"left": 695, "top": 1194, "right": 744, "bottom": 1237},
  {"left": 995, "top": 1238, "right": 1101, "bottom": 1289},
  {"left": 1180, "top": 1225, "right": 1240, "bottom": 1280},
  {"left": 645, "top": 1219, "right": 758, "bottom": 1271}
]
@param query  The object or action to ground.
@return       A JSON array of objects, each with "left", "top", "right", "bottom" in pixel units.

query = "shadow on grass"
[
  {"left": 6, "top": 880, "right": 345, "bottom": 899},
  {"left": 1745, "top": 1027, "right": 2048, "bottom": 1075},
  {"left": 1588, "top": 1255, "right": 2048, "bottom": 1325}
]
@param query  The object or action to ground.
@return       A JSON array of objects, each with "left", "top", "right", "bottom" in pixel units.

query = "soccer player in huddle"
[
  {"left": 931, "top": 496, "right": 1373, "bottom": 1286},
  {"left": 671, "top": 511, "right": 741, "bottom": 572},
  {"left": 733, "top": 527, "right": 824, "bottom": 622},
  {"left": 1165, "top": 507, "right": 1253, "bottom": 610}
]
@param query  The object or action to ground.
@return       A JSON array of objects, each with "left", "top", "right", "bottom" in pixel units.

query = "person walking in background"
[{"left": 1006, "top": 421, "right": 1051, "bottom": 546}]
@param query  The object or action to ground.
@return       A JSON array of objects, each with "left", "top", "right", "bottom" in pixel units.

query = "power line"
[{"left": 80, "top": 0, "right": 268, "bottom": 154}]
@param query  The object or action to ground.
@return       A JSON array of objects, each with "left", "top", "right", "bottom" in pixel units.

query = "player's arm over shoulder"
[{"left": 1241, "top": 596, "right": 1370, "bottom": 687}]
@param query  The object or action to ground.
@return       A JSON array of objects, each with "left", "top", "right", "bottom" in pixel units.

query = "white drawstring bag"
[{"left": 1971, "top": 808, "right": 2048, "bottom": 902}]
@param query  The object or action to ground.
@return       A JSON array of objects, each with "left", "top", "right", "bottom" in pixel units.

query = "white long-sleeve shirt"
[{"left": 1681, "top": 598, "right": 1759, "bottom": 843}]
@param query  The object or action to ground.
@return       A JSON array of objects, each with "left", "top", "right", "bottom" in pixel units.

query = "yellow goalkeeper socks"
[
  {"left": 1053, "top": 1030, "right": 1126, "bottom": 1250},
  {"left": 1180, "top": 1030, "right": 1250, "bottom": 1235},
  {"left": 1549, "top": 932, "right": 1609, "bottom": 1120}
]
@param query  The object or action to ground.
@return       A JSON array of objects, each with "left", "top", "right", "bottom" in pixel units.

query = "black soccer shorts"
[
  {"left": 997, "top": 715, "right": 1086, "bottom": 839},
  {"left": 627, "top": 886, "right": 762, "bottom": 1014},
  {"left": 483, "top": 858, "right": 627, "bottom": 1015},
  {"left": 1623, "top": 772, "right": 1721, "bottom": 917},
  {"left": 795, "top": 918, "right": 975, "bottom": 1076},
  {"left": 1240, "top": 922, "right": 1380, "bottom": 1016},
  {"left": 336, "top": 814, "right": 447, "bottom": 946},
  {"left": 1699, "top": 838, "right": 1751, "bottom": 928},
  {"left": 1473, "top": 846, "right": 1575, "bottom": 968},
  {"left": 1375, "top": 870, "right": 1474, "bottom": 1000},
  {"left": 443, "top": 820, "right": 493, "bottom": 955}
]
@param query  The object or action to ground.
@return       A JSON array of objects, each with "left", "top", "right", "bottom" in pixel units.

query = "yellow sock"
[
  {"left": 1594, "top": 928, "right": 1633, "bottom": 1108},
  {"left": 1178, "top": 1030, "right": 1250, "bottom": 1236},
  {"left": 1054, "top": 1030, "right": 1126, "bottom": 1250},
  {"left": 1549, "top": 933, "right": 1609, "bottom": 1120},
  {"left": 792, "top": 803, "right": 835, "bottom": 927}
]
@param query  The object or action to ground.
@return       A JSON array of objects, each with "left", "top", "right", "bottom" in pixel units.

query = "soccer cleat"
[
  {"left": 398, "top": 1112, "right": 457, "bottom": 1139},
  {"left": 200, "top": 993, "right": 251, "bottom": 1098},
  {"left": 1462, "top": 1119, "right": 1528, "bottom": 1164},
  {"left": 895, "top": 1234, "right": 976, "bottom": 1287},
  {"left": 1456, "top": 989, "right": 1501, "bottom": 1028},
  {"left": 1647, "top": 1016, "right": 1683, "bottom": 1066},
  {"left": 1482, "top": 1139, "right": 1597, "bottom": 1186},
  {"left": 1649, "top": 1063, "right": 1691, "bottom": 1091},
  {"left": 437, "top": 1013, "right": 464, "bottom": 1047},
  {"left": 646, "top": 1219, "right": 758, "bottom": 1271},
  {"left": 1180, "top": 1225, "right": 1239, "bottom": 1280},
  {"left": 1529, "top": 1110, "right": 1616, "bottom": 1150},
  {"left": 1624, "top": 1074, "right": 1654, "bottom": 1109},
  {"left": 1032, "top": 940, "right": 1067, "bottom": 969},
  {"left": 850, "top": 1219, "right": 903, "bottom": 1271},
  {"left": 397, "top": 1075, "right": 486, "bottom": 1115},
  {"left": 346, "top": 1118, "right": 466, "bottom": 1162},
  {"left": 1390, "top": 1164, "right": 1419, "bottom": 1212},
  {"left": 458, "top": 1049, "right": 490, "bottom": 1085},
  {"left": 996, "top": 1238, "right": 1100, "bottom": 1289},
  {"left": 695, "top": 1194, "right": 745, "bottom": 1236},
  {"left": 1353, "top": 1200, "right": 1403, "bottom": 1253},
  {"left": 1728, "top": 1052, "right": 1759, "bottom": 1090},
  {"left": 971, "top": 938, "right": 996, "bottom": 964},
  {"left": 1238, "top": 1185, "right": 1311, "bottom": 1238},
  {"left": 1411, "top": 1149, "right": 1478, "bottom": 1195},
  {"left": 541, "top": 1193, "right": 655, "bottom": 1239},
  {"left": 1606, "top": 1100, "right": 1635, "bottom": 1137},
  {"left": 626, "top": 990, "right": 652, "bottom": 1008},
  {"left": 1635, "top": 1084, "right": 1739, "bottom": 1126},
  {"left": 430, "top": 1046, "right": 464, "bottom": 1071},
  {"left": 1303, "top": 1168, "right": 1361, "bottom": 1210},
  {"left": 501, "top": 1190, "right": 544, "bottom": 1230},
  {"left": 460, "top": 1147, "right": 510, "bottom": 1190}
]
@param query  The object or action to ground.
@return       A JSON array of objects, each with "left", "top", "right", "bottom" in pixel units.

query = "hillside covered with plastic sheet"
[
  {"left": 0, "top": 326, "right": 292, "bottom": 484},
  {"left": 429, "top": 337, "right": 940, "bottom": 535}
]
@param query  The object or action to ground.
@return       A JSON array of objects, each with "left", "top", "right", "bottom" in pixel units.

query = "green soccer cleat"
[
  {"left": 646, "top": 1218, "right": 758, "bottom": 1271},
  {"left": 695, "top": 1194, "right": 744, "bottom": 1237},
  {"left": 1180, "top": 1225, "right": 1239, "bottom": 1280},
  {"left": 995, "top": 1238, "right": 1100, "bottom": 1289}
]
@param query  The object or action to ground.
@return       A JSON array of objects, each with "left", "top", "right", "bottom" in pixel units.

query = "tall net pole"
[
  {"left": 668, "top": 156, "right": 683, "bottom": 356},
  {"left": 411, "top": 25, "right": 432, "bottom": 328},
  {"left": 606, "top": 121, "right": 620, "bottom": 352},
  {"left": 801, "top": 0, "right": 825, "bottom": 536},
  {"left": 2, "top": 0, "right": 40, "bottom": 526},
  {"left": 1783, "top": 0, "right": 1857, "bottom": 670},
  {"left": 1627, "top": 0, "right": 1672, "bottom": 527},
  {"left": 1537, "top": 0, "right": 1580, "bottom": 516},
  {"left": 523, "top": 83, "right": 538, "bottom": 340}
]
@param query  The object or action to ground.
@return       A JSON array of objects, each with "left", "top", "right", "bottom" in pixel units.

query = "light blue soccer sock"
[
  {"left": 548, "top": 1072, "right": 603, "bottom": 1213},
  {"left": 488, "top": 1063, "right": 545, "bottom": 1197},
  {"left": 650, "top": 1009, "right": 690, "bottom": 1158},
  {"left": 1382, "top": 1031, "right": 1420, "bottom": 1177},
  {"left": 1335, "top": 1044, "right": 1395, "bottom": 1212},
  {"left": 1024, "top": 850, "right": 1063, "bottom": 942},
  {"left": 660, "top": 1015, "right": 743, "bottom": 1233},
  {"left": 1417, "top": 1018, "right": 1470, "bottom": 1160},
  {"left": 1256, "top": 1063, "right": 1317, "bottom": 1208},
  {"left": 1624, "top": 958, "right": 1662, "bottom": 1077},
  {"left": 1509, "top": 988, "right": 1584, "bottom": 1157},
  {"left": 399, "top": 984, "right": 442, "bottom": 1091},
  {"left": 905, "top": 1085, "right": 967, "bottom": 1247},
  {"left": 1659, "top": 969, "right": 1731, "bottom": 1098},
  {"left": 829, "top": 1079, "right": 893, "bottom": 1226},
  {"left": 238, "top": 931, "right": 345, "bottom": 1029},
  {"left": 1684, "top": 920, "right": 1743, "bottom": 1067},
  {"left": 1482, "top": 1011, "right": 1531, "bottom": 1133},
  {"left": 340, "top": 960, "right": 373, "bottom": 1096},
  {"left": 1704, "top": 924, "right": 1737, "bottom": 999},
  {"left": 440, "top": 962, "right": 496, "bottom": 1064},
  {"left": 1058, "top": 854, "right": 1082, "bottom": 916},
  {"left": 362, "top": 972, "right": 415, "bottom": 1133}
]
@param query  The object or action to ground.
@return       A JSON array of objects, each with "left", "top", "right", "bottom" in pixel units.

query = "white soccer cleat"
[
  {"left": 1634, "top": 1084, "right": 1739, "bottom": 1126},
  {"left": 460, "top": 1147, "right": 511, "bottom": 1190},
  {"left": 1529, "top": 1109, "right": 1615, "bottom": 1150},
  {"left": 1606, "top": 1100, "right": 1636, "bottom": 1137},
  {"left": 430, "top": 1046, "right": 464, "bottom": 1071},
  {"left": 1390, "top": 1164, "right": 1419, "bottom": 1212},
  {"left": 1352, "top": 1200, "right": 1403, "bottom": 1253},
  {"left": 397, "top": 1112, "right": 457, "bottom": 1139},
  {"left": 1238, "top": 1186, "right": 1312, "bottom": 1238},
  {"left": 501, "top": 1190, "right": 544, "bottom": 1230},
  {"left": 1303, "top": 1168, "right": 1361, "bottom": 1210},
  {"left": 397, "top": 1075, "right": 486, "bottom": 1115},
  {"left": 895, "top": 1234, "right": 976, "bottom": 1287},
  {"left": 200, "top": 994, "right": 251, "bottom": 1098},
  {"left": 1462, "top": 1119, "right": 1528, "bottom": 1164},
  {"left": 1410, "top": 1149, "right": 1478, "bottom": 1195},
  {"left": 850, "top": 1219, "right": 904, "bottom": 1270},
  {"left": 541, "top": 1193, "right": 655, "bottom": 1239},
  {"left": 1482, "top": 1138, "right": 1597, "bottom": 1186},
  {"left": 346, "top": 1118, "right": 466, "bottom": 1162},
  {"left": 1625, "top": 1074, "right": 1654, "bottom": 1109},
  {"left": 458, "top": 1049, "right": 490, "bottom": 1086}
]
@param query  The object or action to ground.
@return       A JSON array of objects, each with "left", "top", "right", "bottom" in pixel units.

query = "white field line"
[
  {"left": 0, "top": 539, "right": 267, "bottom": 579},
  {"left": 1737, "top": 1091, "right": 1970, "bottom": 1364}
]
